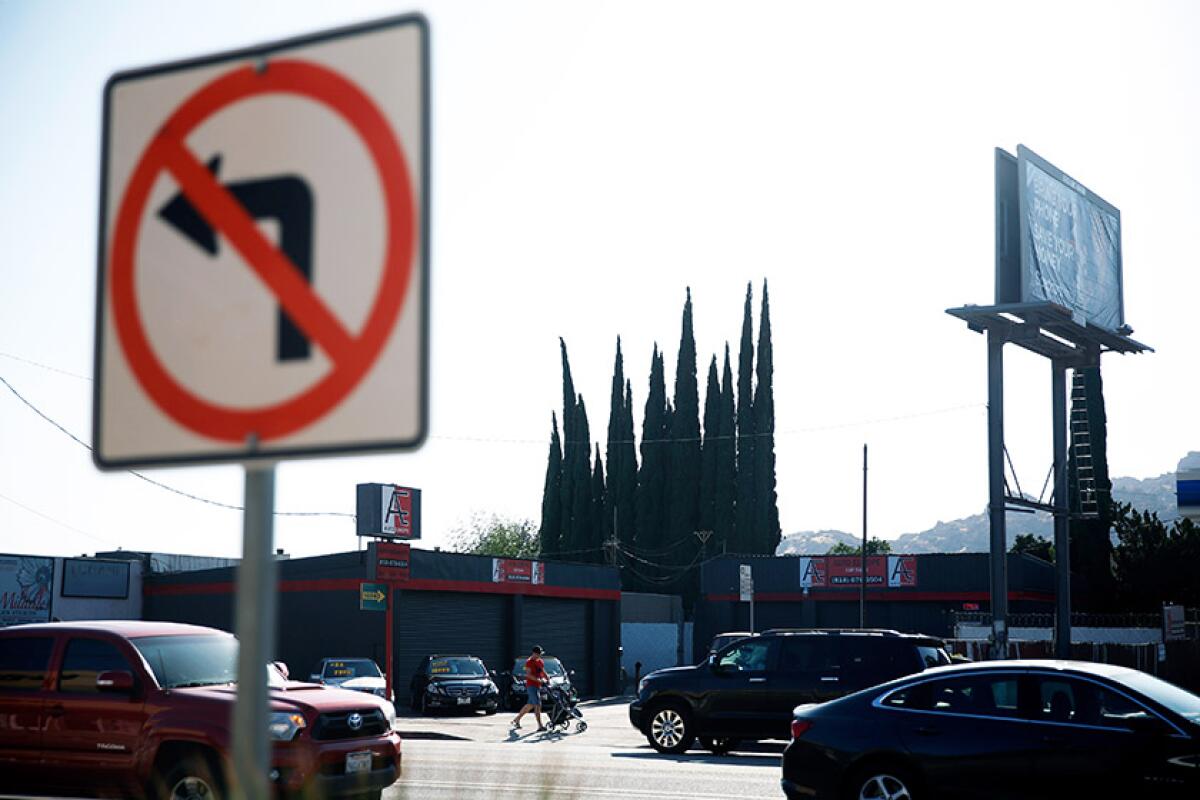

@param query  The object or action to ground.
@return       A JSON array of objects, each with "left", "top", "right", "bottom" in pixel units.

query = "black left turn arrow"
[{"left": 158, "top": 155, "right": 315, "bottom": 362}]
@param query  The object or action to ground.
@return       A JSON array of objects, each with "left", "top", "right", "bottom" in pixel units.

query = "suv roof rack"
[{"left": 762, "top": 627, "right": 904, "bottom": 636}]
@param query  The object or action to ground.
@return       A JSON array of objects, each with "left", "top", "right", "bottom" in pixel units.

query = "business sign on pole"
[
  {"left": 375, "top": 542, "right": 410, "bottom": 583},
  {"left": 797, "top": 556, "right": 918, "bottom": 589},
  {"left": 356, "top": 483, "right": 421, "bottom": 539},
  {"left": 0, "top": 555, "right": 54, "bottom": 627},
  {"left": 492, "top": 559, "right": 544, "bottom": 585},
  {"left": 359, "top": 582, "right": 388, "bottom": 612},
  {"left": 1163, "top": 604, "right": 1187, "bottom": 642},
  {"left": 93, "top": 15, "right": 429, "bottom": 468},
  {"left": 739, "top": 564, "right": 754, "bottom": 602}
]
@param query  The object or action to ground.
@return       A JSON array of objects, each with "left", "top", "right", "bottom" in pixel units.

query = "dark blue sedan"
[{"left": 782, "top": 659, "right": 1200, "bottom": 799}]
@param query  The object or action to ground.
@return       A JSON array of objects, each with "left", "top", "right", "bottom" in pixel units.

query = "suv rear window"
[
  {"left": 0, "top": 636, "right": 53, "bottom": 691},
  {"left": 916, "top": 645, "right": 951, "bottom": 668}
]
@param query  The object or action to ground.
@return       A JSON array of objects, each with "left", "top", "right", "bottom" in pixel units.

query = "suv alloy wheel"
[{"left": 647, "top": 704, "right": 694, "bottom": 754}]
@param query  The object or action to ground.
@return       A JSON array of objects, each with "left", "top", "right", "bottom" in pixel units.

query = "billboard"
[
  {"left": 62, "top": 558, "right": 130, "bottom": 599},
  {"left": 492, "top": 558, "right": 545, "bottom": 585},
  {"left": 356, "top": 483, "right": 422, "bottom": 539},
  {"left": 0, "top": 555, "right": 54, "bottom": 626},
  {"left": 995, "top": 145, "right": 1124, "bottom": 332},
  {"left": 797, "top": 556, "right": 918, "bottom": 589}
]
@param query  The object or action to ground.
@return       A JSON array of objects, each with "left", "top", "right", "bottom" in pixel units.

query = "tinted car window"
[
  {"left": 777, "top": 637, "right": 839, "bottom": 673},
  {"left": 717, "top": 639, "right": 774, "bottom": 672},
  {"left": 1035, "top": 675, "right": 1163, "bottom": 730},
  {"left": 512, "top": 657, "right": 564, "bottom": 677},
  {"left": 59, "top": 638, "right": 133, "bottom": 693},
  {"left": 924, "top": 674, "right": 1021, "bottom": 718},
  {"left": 0, "top": 636, "right": 54, "bottom": 691},
  {"left": 917, "top": 645, "right": 951, "bottom": 668},
  {"left": 880, "top": 682, "right": 932, "bottom": 709}
]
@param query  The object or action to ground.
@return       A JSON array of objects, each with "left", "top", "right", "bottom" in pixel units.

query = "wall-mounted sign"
[
  {"left": 492, "top": 558, "right": 544, "bottom": 585},
  {"left": 797, "top": 556, "right": 918, "bottom": 589},
  {"left": 0, "top": 555, "right": 54, "bottom": 627},
  {"left": 375, "top": 542, "right": 410, "bottom": 582},
  {"left": 62, "top": 558, "right": 131, "bottom": 599},
  {"left": 1163, "top": 603, "right": 1187, "bottom": 642},
  {"left": 356, "top": 483, "right": 421, "bottom": 539},
  {"left": 360, "top": 581, "right": 388, "bottom": 612}
]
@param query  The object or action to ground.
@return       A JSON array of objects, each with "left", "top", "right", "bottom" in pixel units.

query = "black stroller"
[{"left": 542, "top": 683, "right": 587, "bottom": 733}]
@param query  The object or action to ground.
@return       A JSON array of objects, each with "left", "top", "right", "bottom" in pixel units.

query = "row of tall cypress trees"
[{"left": 538, "top": 281, "right": 780, "bottom": 590}]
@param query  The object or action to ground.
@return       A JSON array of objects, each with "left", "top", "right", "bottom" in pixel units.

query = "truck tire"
[{"left": 156, "top": 752, "right": 225, "bottom": 800}]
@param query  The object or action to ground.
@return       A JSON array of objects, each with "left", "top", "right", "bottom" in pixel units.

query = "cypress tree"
[
  {"left": 699, "top": 355, "right": 720, "bottom": 535},
  {"left": 605, "top": 339, "right": 637, "bottom": 558},
  {"left": 571, "top": 396, "right": 594, "bottom": 559},
  {"left": 1068, "top": 366, "right": 1118, "bottom": 610},
  {"left": 615, "top": 378, "right": 638, "bottom": 553},
  {"left": 714, "top": 345, "right": 737, "bottom": 554},
  {"left": 667, "top": 289, "right": 701, "bottom": 560},
  {"left": 636, "top": 346, "right": 669, "bottom": 563},
  {"left": 753, "top": 280, "right": 780, "bottom": 554},
  {"left": 559, "top": 339, "right": 578, "bottom": 551},
  {"left": 735, "top": 283, "right": 756, "bottom": 552},
  {"left": 538, "top": 413, "right": 563, "bottom": 555},
  {"left": 592, "top": 444, "right": 608, "bottom": 564}
]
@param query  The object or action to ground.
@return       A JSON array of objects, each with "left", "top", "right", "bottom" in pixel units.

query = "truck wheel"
[
  {"left": 646, "top": 704, "right": 694, "bottom": 754},
  {"left": 157, "top": 753, "right": 224, "bottom": 800}
]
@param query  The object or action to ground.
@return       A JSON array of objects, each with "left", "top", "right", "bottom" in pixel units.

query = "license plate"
[
  {"left": 456, "top": 696, "right": 471, "bottom": 705},
  {"left": 345, "top": 751, "right": 371, "bottom": 775}
]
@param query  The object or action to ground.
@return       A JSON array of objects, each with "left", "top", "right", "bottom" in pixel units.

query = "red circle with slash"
[{"left": 110, "top": 59, "right": 417, "bottom": 443}]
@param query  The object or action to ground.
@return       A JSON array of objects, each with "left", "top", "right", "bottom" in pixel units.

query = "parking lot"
[{"left": 388, "top": 698, "right": 784, "bottom": 799}]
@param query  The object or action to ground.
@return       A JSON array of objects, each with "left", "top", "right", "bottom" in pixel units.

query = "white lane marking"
[{"left": 393, "top": 778, "right": 753, "bottom": 798}]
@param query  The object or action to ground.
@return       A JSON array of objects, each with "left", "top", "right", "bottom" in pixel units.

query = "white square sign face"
[{"left": 93, "top": 15, "right": 428, "bottom": 468}]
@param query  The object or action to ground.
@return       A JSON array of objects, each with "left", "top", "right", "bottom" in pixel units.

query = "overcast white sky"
[{"left": 2, "top": 0, "right": 1197, "bottom": 562}]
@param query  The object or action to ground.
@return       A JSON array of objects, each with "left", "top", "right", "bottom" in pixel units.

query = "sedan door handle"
[
  {"left": 748, "top": 677, "right": 767, "bottom": 683},
  {"left": 820, "top": 676, "right": 840, "bottom": 682}
]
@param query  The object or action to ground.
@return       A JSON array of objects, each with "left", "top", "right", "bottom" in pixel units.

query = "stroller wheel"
[{"left": 576, "top": 721, "right": 588, "bottom": 733}]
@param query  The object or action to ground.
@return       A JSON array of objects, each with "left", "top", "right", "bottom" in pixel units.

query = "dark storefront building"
[
  {"left": 695, "top": 553, "right": 1055, "bottom": 654},
  {"left": 144, "top": 544, "right": 621, "bottom": 698}
]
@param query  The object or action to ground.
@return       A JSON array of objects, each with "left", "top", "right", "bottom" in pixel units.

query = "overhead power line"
[{"left": 0, "top": 374, "right": 354, "bottom": 519}]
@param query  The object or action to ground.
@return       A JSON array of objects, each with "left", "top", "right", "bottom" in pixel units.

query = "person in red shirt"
[{"left": 510, "top": 645, "right": 549, "bottom": 731}]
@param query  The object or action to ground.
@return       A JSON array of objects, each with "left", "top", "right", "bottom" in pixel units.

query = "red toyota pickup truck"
[{"left": 0, "top": 620, "right": 402, "bottom": 799}]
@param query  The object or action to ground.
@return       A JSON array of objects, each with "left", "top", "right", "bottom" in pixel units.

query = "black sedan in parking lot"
[
  {"left": 409, "top": 654, "right": 500, "bottom": 715},
  {"left": 782, "top": 659, "right": 1200, "bottom": 799}
]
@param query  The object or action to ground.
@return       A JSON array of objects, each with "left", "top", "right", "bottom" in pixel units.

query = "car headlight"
[
  {"left": 268, "top": 712, "right": 307, "bottom": 741},
  {"left": 638, "top": 677, "right": 650, "bottom": 694},
  {"left": 383, "top": 702, "right": 398, "bottom": 731},
  {"left": 426, "top": 684, "right": 443, "bottom": 695},
  {"left": 373, "top": 687, "right": 386, "bottom": 697},
  {"left": 484, "top": 680, "right": 497, "bottom": 694}
]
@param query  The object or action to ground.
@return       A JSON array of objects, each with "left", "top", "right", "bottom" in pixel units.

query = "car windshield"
[
  {"left": 512, "top": 657, "right": 564, "bottom": 677},
  {"left": 133, "top": 634, "right": 284, "bottom": 689},
  {"left": 322, "top": 659, "right": 381, "bottom": 680},
  {"left": 1116, "top": 670, "right": 1200, "bottom": 724},
  {"left": 428, "top": 657, "right": 486, "bottom": 677}
]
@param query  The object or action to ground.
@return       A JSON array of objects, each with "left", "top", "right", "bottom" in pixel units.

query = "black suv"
[
  {"left": 409, "top": 655, "right": 500, "bottom": 715},
  {"left": 629, "top": 628, "right": 950, "bottom": 754}
]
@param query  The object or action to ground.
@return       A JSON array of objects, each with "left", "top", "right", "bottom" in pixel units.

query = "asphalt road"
[{"left": 386, "top": 698, "right": 784, "bottom": 800}]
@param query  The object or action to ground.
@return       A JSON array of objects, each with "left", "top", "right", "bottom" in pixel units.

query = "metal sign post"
[
  {"left": 861, "top": 444, "right": 868, "bottom": 629},
  {"left": 231, "top": 463, "right": 277, "bottom": 800}
]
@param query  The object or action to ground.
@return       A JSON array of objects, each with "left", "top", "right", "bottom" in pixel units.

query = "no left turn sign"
[{"left": 93, "top": 16, "right": 428, "bottom": 468}]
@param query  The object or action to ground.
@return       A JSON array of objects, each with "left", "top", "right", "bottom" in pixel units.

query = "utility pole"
[{"left": 861, "top": 444, "right": 868, "bottom": 629}]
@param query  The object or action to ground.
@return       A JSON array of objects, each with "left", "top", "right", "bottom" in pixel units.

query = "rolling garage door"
[
  {"left": 392, "top": 590, "right": 508, "bottom": 698},
  {"left": 520, "top": 597, "right": 590, "bottom": 694}
]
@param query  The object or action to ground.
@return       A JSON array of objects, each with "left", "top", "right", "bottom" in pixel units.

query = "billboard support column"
[
  {"left": 385, "top": 587, "right": 394, "bottom": 702},
  {"left": 1052, "top": 361, "right": 1072, "bottom": 659},
  {"left": 232, "top": 462, "right": 277, "bottom": 800},
  {"left": 987, "top": 332, "right": 1008, "bottom": 657}
]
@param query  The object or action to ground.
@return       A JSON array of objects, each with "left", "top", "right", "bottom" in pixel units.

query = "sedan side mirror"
[
  {"left": 271, "top": 661, "right": 290, "bottom": 680},
  {"left": 96, "top": 670, "right": 134, "bottom": 693}
]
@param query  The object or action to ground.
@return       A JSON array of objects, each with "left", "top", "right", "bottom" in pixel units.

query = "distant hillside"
[{"left": 777, "top": 471, "right": 1181, "bottom": 555}]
